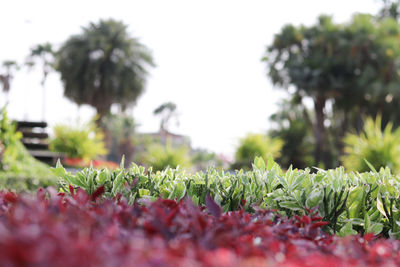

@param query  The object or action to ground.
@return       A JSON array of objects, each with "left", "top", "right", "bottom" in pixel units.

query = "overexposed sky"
[{"left": 0, "top": 0, "right": 381, "bottom": 158}]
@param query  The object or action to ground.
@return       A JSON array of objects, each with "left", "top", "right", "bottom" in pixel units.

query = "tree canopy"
[
  {"left": 56, "top": 19, "right": 154, "bottom": 119},
  {"left": 27, "top": 43, "right": 54, "bottom": 85}
]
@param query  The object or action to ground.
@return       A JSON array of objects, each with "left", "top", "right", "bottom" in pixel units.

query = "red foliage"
[{"left": 0, "top": 189, "right": 399, "bottom": 266}]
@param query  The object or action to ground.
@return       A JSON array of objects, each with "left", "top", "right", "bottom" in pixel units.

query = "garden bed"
[{"left": 0, "top": 189, "right": 399, "bottom": 266}]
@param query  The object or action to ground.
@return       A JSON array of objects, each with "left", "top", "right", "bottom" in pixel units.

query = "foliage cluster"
[
  {"left": 55, "top": 157, "right": 400, "bottom": 238},
  {"left": 233, "top": 133, "right": 283, "bottom": 170},
  {"left": 342, "top": 116, "right": 400, "bottom": 172},
  {"left": 56, "top": 19, "right": 154, "bottom": 120},
  {"left": 50, "top": 121, "right": 107, "bottom": 161},
  {"left": 1, "top": 188, "right": 400, "bottom": 266},
  {"left": 0, "top": 108, "right": 56, "bottom": 190},
  {"left": 137, "top": 141, "right": 191, "bottom": 171}
]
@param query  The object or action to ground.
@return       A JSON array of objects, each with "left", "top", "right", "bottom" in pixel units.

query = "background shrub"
[
  {"left": 50, "top": 121, "right": 107, "bottom": 161},
  {"left": 341, "top": 116, "right": 400, "bottom": 173},
  {"left": 140, "top": 141, "right": 191, "bottom": 171},
  {"left": 232, "top": 133, "right": 283, "bottom": 170}
]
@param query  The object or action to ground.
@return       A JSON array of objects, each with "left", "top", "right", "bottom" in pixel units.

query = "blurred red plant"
[{"left": 0, "top": 189, "right": 399, "bottom": 266}]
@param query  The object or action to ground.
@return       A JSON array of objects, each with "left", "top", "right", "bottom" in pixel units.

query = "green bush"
[
  {"left": 50, "top": 121, "right": 107, "bottom": 161},
  {"left": 191, "top": 149, "right": 224, "bottom": 171},
  {"left": 233, "top": 133, "right": 283, "bottom": 170},
  {"left": 341, "top": 116, "right": 400, "bottom": 173},
  {"left": 0, "top": 107, "right": 56, "bottom": 190},
  {"left": 140, "top": 141, "right": 191, "bottom": 171}
]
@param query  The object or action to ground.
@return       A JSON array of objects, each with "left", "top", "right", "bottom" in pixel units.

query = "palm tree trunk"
[
  {"left": 337, "top": 109, "right": 349, "bottom": 162},
  {"left": 314, "top": 95, "right": 327, "bottom": 167},
  {"left": 95, "top": 106, "right": 112, "bottom": 158}
]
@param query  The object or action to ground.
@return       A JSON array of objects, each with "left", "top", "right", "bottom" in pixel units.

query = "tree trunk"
[
  {"left": 337, "top": 109, "right": 349, "bottom": 161},
  {"left": 314, "top": 95, "right": 327, "bottom": 167},
  {"left": 95, "top": 106, "right": 112, "bottom": 159}
]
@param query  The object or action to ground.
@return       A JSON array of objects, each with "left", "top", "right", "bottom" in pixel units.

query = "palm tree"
[
  {"left": 153, "top": 102, "right": 178, "bottom": 132},
  {"left": 0, "top": 61, "right": 19, "bottom": 105},
  {"left": 26, "top": 42, "right": 54, "bottom": 121},
  {"left": 56, "top": 19, "right": 155, "bottom": 124}
]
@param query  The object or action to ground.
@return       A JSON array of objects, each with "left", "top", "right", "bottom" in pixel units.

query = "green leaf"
[
  {"left": 111, "top": 170, "right": 125, "bottom": 196},
  {"left": 377, "top": 193, "right": 388, "bottom": 218},
  {"left": 338, "top": 222, "right": 357, "bottom": 237},
  {"left": 348, "top": 187, "right": 364, "bottom": 218},
  {"left": 277, "top": 175, "right": 288, "bottom": 189},
  {"left": 369, "top": 223, "right": 383, "bottom": 235},
  {"left": 51, "top": 162, "right": 67, "bottom": 178},
  {"left": 305, "top": 188, "right": 323, "bottom": 208},
  {"left": 290, "top": 173, "right": 306, "bottom": 191},
  {"left": 97, "top": 169, "right": 109, "bottom": 185},
  {"left": 332, "top": 178, "right": 341, "bottom": 193},
  {"left": 364, "top": 213, "right": 371, "bottom": 233},
  {"left": 139, "top": 189, "right": 150, "bottom": 197},
  {"left": 279, "top": 201, "right": 301, "bottom": 211},
  {"left": 266, "top": 156, "right": 275, "bottom": 171},
  {"left": 364, "top": 159, "right": 377, "bottom": 173},
  {"left": 192, "top": 195, "right": 199, "bottom": 205},
  {"left": 120, "top": 155, "right": 125, "bottom": 169},
  {"left": 253, "top": 156, "right": 266, "bottom": 171}
]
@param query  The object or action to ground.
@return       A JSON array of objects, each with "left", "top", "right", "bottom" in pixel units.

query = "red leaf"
[
  {"left": 69, "top": 185, "right": 75, "bottom": 196},
  {"left": 91, "top": 185, "right": 105, "bottom": 201},
  {"left": 311, "top": 216, "right": 323, "bottom": 221},
  {"left": 37, "top": 188, "right": 46, "bottom": 201},
  {"left": 4, "top": 192, "right": 17, "bottom": 203},
  {"left": 205, "top": 195, "right": 221, "bottom": 218},
  {"left": 302, "top": 215, "right": 311, "bottom": 225},
  {"left": 363, "top": 233, "right": 375, "bottom": 242},
  {"left": 162, "top": 199, "right": 178, "bottom": 208},
  {"left": 310, "top": 221, "right": 330, "bottom": 229}
]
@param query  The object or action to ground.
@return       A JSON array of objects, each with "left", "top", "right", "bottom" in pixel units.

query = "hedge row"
[{"left": 54, "top": 157, "right": 400, "bottom": 238}]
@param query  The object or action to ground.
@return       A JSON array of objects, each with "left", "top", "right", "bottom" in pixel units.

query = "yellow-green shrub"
[
  {"left": 233, "top": 133, "right": 283, "bottom": 170},
  {"left": 342, "top": 116, "right": 400, "bottom": 173},
  {"left": 50, "top": 122, "right": 107, "bottom": 161},
  {"left": 141, "top": 141, "right": 191, "bottom": 172}
]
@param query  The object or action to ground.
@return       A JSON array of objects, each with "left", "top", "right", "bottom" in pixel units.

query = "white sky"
[{"left": 0, "top": 0, "right": 381, "bottom": 159}]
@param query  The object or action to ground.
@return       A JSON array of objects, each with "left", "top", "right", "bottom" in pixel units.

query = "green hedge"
[{"left": 53, "top": 157, "right": 400, "bottom": 238}]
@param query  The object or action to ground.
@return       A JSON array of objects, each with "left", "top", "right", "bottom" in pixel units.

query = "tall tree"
[
  {"left": 265, "top": 16, "right": 343, "bottom": 167},
  {"left": 153, "top": 102, "right": 178, "bottom": 132},
  {"left": 0, "top": 61, "right": 19, "bottom": 104},
  {"left": 264, "top": 14, "right": 400, "bottom": 167},
  {"left": 56, "top": 19, "right": 154, "bottom": 122},
  {"left": 26, "top": 42, "right": 54, "bottom": 121},
  {"left": 380, "top": 0, "right": 400, "bottom": 19}
]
